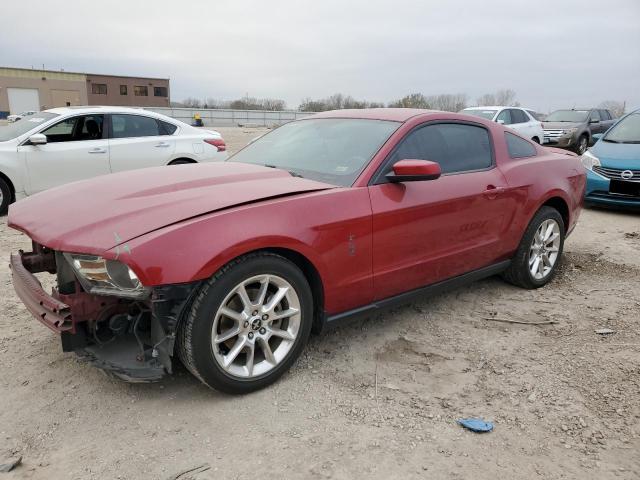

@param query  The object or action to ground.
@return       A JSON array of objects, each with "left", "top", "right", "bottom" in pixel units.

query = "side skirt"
[{"left": 323, "top": 260, "right": 511, "bottom": 328}]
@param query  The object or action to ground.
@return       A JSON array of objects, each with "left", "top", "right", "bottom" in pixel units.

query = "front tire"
[
  {"left": 574, "top": 135, "right": 588, "bottom": 155},
  {"left": 502, "top": 206, "right": 565, "bottom": 289},
  {"left": 177, "top": 252, "right": 313, "bottom": 394}
]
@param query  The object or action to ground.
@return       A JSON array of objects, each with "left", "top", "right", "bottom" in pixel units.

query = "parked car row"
[{"left": 0, "top": 106, "right": 228, "bottom": 213}]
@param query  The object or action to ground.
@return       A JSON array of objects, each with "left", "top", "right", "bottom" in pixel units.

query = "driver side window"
[
  {"left": 496, "top": 110, "right": 512, "bottom": 125},
  {"left": 383, "top": 123, "right": 493, "bottom": 178},
  {"left": 41, "top": 115, "right": 104, "bottom": 143}
]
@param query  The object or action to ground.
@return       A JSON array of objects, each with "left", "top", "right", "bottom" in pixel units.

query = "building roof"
[{"left": 0, "top": 65, "right": 168, "bottom": 81}]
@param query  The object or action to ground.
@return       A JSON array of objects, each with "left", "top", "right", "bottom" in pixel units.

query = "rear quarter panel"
[
  {"left": 114, "top": 188, "right": 374, "bottom": 315},
  {"left": 497, "top": 141, "right": 586, "bottom": 253}
]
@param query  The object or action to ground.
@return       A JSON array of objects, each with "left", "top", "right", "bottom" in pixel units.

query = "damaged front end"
[{"left": 9, "top": 242, "right": 200, "bottom": 382}]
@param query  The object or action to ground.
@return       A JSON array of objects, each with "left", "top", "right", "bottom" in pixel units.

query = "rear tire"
[
  {"left": 0, "top": 178, "right": 11, "bottom": 215},
  {"left": 177, "top": 252, "right": 313, "bottom": 394},
  {"left": 502, "top": 206, "right": 565, "bottom": 289}
]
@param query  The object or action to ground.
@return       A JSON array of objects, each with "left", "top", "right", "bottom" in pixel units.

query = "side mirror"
[
  {"left": 592, "top": 133, "right": 603, "bottom": 142},
  {"left": 590, "top": 118, "right": 600, "bottom": 124},
  {"left": 496, "top": 119, "right": 505, "bottom": 125},
  {"left": 387, "top": 159, "right": 441, "bottom": 183},
  {"left": 28, "top": 133, "right": 47, "bottom": 145}
]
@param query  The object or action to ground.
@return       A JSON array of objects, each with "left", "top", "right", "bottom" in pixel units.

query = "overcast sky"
[{"left": 2, "top": 0, "right": 639, "bottom": 112}]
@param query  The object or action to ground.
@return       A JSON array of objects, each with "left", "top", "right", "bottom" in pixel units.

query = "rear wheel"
[
  {"left": 177, "top": 252, "right": 313, "bottom": 394},
  {"left": 502, "top": 206, "right": 565, "bottom": 289},
  {"left": 0, "top": 178, "right": 11, "bottom": 215}
]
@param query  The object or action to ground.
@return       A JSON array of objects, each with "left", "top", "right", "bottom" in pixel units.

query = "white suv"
[
  {"left": 461, "top": 106, "right": 544, "bottom": 144},
  {"left": 0, "top": 106, "right": 228, "bottom": 213}
]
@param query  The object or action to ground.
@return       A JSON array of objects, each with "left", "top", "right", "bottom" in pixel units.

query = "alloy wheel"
[
  {"left": 211, "top": 274, "right": 301, "bottom": 379},
  {"left": 529, "top": 219, "right": 561, "bottom": 280}
]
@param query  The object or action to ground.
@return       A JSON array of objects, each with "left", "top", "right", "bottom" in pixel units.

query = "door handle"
[
  {"left": 88, "top": 147, "right": 107, "bottom": 154},
  {"left": 155, "top": 142, "right": 171, "bottom": 148},
  {"left": 483, "top": 185, "right": 506, "bottom": 199}
]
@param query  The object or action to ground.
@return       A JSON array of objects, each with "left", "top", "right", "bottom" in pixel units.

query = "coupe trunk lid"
[{"left": 8, "top": 162, "right": 335, "bottom": 253}]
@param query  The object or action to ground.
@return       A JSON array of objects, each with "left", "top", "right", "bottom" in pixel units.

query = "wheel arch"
[
  {"left": 190, "top": 245, "right": 327, "bottom": 333},
  {"left": 539, "top": 195, "right": 570, "bottom": 230},
  {"left": 168, "top": 157, "right": 198, "bottom": 165}
]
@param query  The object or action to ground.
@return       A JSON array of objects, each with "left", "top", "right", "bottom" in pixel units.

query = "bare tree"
[
  {"left": 388, "top": 93, "right": 431, "bottom": 108},
  {"left": 299, "top": 93, "right": 384, "bottom": 111},
  {"left": 598, "top": 100, "right": 626, "bottom": 118},
  {"left": 495, "top": 89, "right": 518, "bottom": 106},
  {"left": 477, "top": 89, "right": 518, "bottom": 107},
  {"left": 426, "top": 93, "right": 468, "bottom": 112},
  {"left": 182, "top": 97, "right": 203, "bottom": 108},
  {"left": 476, "top": 93, "right": 496, "bottom": 106}
]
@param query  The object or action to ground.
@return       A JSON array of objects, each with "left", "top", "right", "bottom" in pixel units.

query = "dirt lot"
[{"left": 0, "top": 127, "right": 639, "bottom": 479}]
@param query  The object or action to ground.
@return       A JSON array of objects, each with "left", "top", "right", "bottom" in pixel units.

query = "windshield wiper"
[{"left": 603, "top": 138, "right": 621, "bottom": 143}]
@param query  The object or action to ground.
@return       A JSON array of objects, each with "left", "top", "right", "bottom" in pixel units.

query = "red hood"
[{"left": 8, "top": 162, "right": 334, "bottom": 253}]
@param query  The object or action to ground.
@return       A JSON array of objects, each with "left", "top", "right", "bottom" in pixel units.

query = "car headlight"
[
  {"left": 581, "top": 150, "right": 601, "bottom": 171},
  {"left": 64, "top": 253, "right": 148, "bottom": 298},
  {"left": 563, "top": 128, "right": 578, "bottom": 135}
]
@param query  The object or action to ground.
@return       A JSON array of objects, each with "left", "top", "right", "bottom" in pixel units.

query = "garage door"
[{"left": 7, "top": 88, "right": 40, "bottom": 114}]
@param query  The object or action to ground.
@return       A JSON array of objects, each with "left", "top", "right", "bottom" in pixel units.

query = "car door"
[
  {"left": 599, "top": 110, "right": 615, "bottom": 131},
  {"left": 588, "top": 110, "right": 605, "bottom": 135},
  {"left": 368, "top": 122, "right": 516, "bottom": 301},
  {"left": 107, "top": 113, "right": 176, "bottom": 173},
  {"left": 19, "top": 114, "right": 110, "bottom": 194}
]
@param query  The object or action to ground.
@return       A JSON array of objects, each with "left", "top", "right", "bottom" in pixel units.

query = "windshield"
[
  {"left": 545, "top": 110, "right": 588, "bottom": 122},
  {"left": 228, "top": 118, "right": 400, "bottom": 186},
  {"left": 0, "top": 112, "right": 58, "bottom": 142},
  {"left": 604, "top": 113, "right": 640, "bottom": 144},
  {"left": 462, "top": 109, "right": 497, "bottom": 120}
]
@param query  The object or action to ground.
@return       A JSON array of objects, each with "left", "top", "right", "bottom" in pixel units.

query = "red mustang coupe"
[{"left": 8, "top": 109, "right": 585, "bottom": 393}]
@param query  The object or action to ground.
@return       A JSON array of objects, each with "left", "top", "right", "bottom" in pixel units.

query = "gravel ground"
[{"left": 0, "top": 127, "right": 639, "bottom": 479}]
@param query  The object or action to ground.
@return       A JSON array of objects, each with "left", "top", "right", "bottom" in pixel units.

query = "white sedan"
[
  {"left": 461, "top": 106, "right": 544, "bottom": 144},
  {"left": 0, "top": 106, "right": 228, "bottom": 212},
  {"left": 7, "top": 111, "right": 37, "bottom": 123}
]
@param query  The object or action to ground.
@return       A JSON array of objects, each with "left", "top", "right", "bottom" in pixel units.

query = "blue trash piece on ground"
[{"left": 457, "top": 418, "right": 494, "bottom": 433}]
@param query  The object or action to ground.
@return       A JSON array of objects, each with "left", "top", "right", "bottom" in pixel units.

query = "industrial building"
[{"left": 0, "top": 67, "right": 170, "bottom": 117}]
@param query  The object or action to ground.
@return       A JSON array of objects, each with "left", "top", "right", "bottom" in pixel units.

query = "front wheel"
[
  {"left": 574, "top": 135, "right": 588, "bottom": 155},
  {"left": 502, "top": 206, "right": 565, "bottom": 289},
  {"left": 0, "top": 177, "right": 11, "bottom": 215},
  {"left": 177, "top": 252, "right": 313, "bottom": 394}
]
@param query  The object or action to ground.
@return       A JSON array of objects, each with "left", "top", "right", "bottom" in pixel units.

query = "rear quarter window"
[{"left": 505, "top": 132, "right": 537, "bottom": 159}]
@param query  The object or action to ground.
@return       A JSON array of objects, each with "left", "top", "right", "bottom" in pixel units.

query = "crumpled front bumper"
[{"left": 9, "top": 252, "right": 73, "bottom": 333}]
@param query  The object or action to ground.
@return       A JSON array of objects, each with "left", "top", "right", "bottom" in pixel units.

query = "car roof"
[
  {"left": 44, "top": 105, "right": 154, "bottom": 115},
  {"left": 311, "top": 108, "right": 439, "bottom": 122}
]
